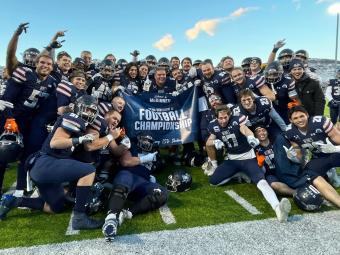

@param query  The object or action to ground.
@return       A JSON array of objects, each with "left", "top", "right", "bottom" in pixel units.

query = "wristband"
[
  {"left": 72, "top": 137, "right": 80, "bottom": 146},
  {"left": 106, "top": 134, "right": 113, "bottom": 142},
  {"left": 272, "top": 47, "right": 279, "bottom": 53}
]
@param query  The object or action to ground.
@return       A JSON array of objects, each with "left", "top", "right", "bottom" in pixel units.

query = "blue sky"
[{"left": 0, "top": 0, "right": 339, "bottom": 66}]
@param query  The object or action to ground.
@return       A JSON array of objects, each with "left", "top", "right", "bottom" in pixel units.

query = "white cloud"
[
  {"left": 316, "top": 0, "right": 333, "bottom": 4},
  {"left": 185, "top": 6, "right": 259, "bottom": 41},
  {"left": 153, "top": 34, "right": 175, "bottom": 51},
  {"left": 185, "top": 18, "right": 221, "bottom": 41}
]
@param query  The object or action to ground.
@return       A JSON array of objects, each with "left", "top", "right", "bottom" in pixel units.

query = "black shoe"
[
  {"left": 72, "top": 211, "right": 104, "bottom": 230},
  {"left": 0, "top": 195, "right": 19, "bottom": 220}
]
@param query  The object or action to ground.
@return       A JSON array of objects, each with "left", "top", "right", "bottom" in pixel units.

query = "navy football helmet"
[
  {"left": 165, "top": 170, "right": 192, "bottom": 192},
  {"left": 22, "top": 48, "right": 40, "bottom": 68},
  {"left": 0, "top": 131, "right": 23, "bottom": 163},
  {"left": 100, "top": 59, "right": 115, "bottom": 79},
  {"left": 278, "top": 49, "right": 294, "bottom": 69},
  {"left": 264, "top": 61, "right": 284, "bottom": 84},
  {"left": 293, "top": 184, "right": 323, "bottom": 211},
  {"left": 145, "top": 55, "right": 157, "bottom": 68},
  {"left": 137, "top": 134, "right": 157, "bottom": 152},
  {"left": 241, "top": 57, "right": 252, "bottom": 74},
  {"left": 295, "top": 49, "right": 309, "bottom": 63},
  {"left": 74, "top": 95, "right": 98, "bottom": 124}
]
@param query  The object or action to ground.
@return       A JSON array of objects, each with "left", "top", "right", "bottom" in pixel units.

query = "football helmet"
[
  {"left": 137, "top": 134, "right": 157, "bottom": 152},
  {"left": 100, "top": 59, "right": 115, "bottom": 80},
  {"left": 116, "top": 59, "right": 128, "bottom": 71},
  {"left": 293, "top": 184, "right": 323, "bottom": 211},
  {"left": 264, "top": 61, "right": 284, "bottom": 84},
  {"left": 0, "top": 130, "right": 23, "bottom": 163},
  {"left": 295, "top": 49, "right": 309, "bottom": 63},
  {"left": 145, "top": 55, "right": 157, "bottom": 68},
  {"left": 165, "top": 170, "right": 192, "bottom": 192},
  {"left": 73, "top": 95, "right": 98, "bottom": 124},
  {"left": 278, "top": 48, "right": 294, "bottom": 69},
  {"left": 85, "top": 182, "right": 105, "bottom": 215},
  {"left": 22, "top": 48, "right": 40, "bottom": 68},
  {"left": 241, "top": 57, "right": 252, "bottom": 74},
  {"left": 157, "top": 57, "right": 170, "bottom": 69}
]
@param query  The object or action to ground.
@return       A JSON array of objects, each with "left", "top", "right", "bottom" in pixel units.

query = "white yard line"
[
  {"left": 159, "top": 204, "right": 176, "bottom": 224},
  {"left": 2, "top": 210, "right": 340, "bottom": 255},
  {"left": 4, "top": 182, "right": 17, "bottom": 195},
  {"left": 224, "top": 190, "right": 262, "bottom": 215},
  {"left": 65, "top": 211, "right": 80, "bottom": 236}
]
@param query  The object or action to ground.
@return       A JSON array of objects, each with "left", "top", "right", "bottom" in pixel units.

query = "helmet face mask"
[
  {"left": 100, "top": 60, "right": 115, "bottom": 80},
  {"left": 278, "top": 49, "right": 294, "bottom": 68},
  {"left": 74, "top": 95, "right": 98, "bottom": 124},
  {"left": 165, "top": 170, "right": 192, "bottom": 192},
  {"left": 22, "top": 48, "right": 40, "bottom": 68},
  {"left": 137, "top": 135, "right": 156, "bottom": 152},
  {"left": 264, "top": 61, "right": 283, "bottom": 84}
]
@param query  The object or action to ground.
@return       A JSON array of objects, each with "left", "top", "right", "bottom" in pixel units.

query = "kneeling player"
[
  {"left": 0, "top": 96, "right": 104, "bottom": 230},
  {"left": 206, "top": 105, "right": 291, "bottom": 222}
]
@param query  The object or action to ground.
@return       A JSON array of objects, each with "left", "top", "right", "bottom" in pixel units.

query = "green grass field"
[{"left": 0, "top": 104, "right": 338, "bottom": 249}]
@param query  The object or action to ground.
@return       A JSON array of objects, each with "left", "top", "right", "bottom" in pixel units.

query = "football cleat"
[
  {"left": 275, "top": 198, "right": 291, "bottom": 223},
  {"left": 102, "top": 213, "right": 119, "bottom": 242},
  {"left": 0, "top": 194, "right": 19, "bottom": 220},
  {"left": 72, "top": 211, "right": 104, "bottom": 230}
]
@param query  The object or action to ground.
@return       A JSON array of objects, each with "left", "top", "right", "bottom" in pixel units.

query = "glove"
[
  {"left": 171, "top": 91, "right": 179, "bottom": 97},
  {"left": 0, "top": 100, "right": 13, "bottom": 111},
  {"left": 149, "top": 175, "right": 156, "bottom": 183},
  {"left": 188, "top": 66, "right": 197, "bottom": 78},
  {"left": 130, "top": 50, "right": 140, "bottom": 57},
  {"left": 213, "top": 139, "right": 225, "bottom": 150},
  {"left": 283, "top": 145, "right": 302, "bottom": 163},
  {"left": 314, "top": 138, "right": 340, "bottom": 153},
  {"left": 120, "top": 136, "right": 131, "bottom": 149},
  {"left": 273, "top": 39, "right": 285, "bottom": 52},
  {"left": 4, "top": 118, "right": 19, "bottom": 133},
  {"left": 140, "top": 152, "right": 158, "bottom": 164},
  {"left": 16, "top": 22, "right": 29, "bottom": 35},
  {"left": 247, "top": 136, "right": 260, "bottom": 148},
  {"left": 48, "top": 40, "right": 65, "bottom": 49},
  {"left": 194, "top": 79, "right": 201, "bottom": 86},
  {"left": 79, "top": 134, "right": 95, "bottom": 144}
]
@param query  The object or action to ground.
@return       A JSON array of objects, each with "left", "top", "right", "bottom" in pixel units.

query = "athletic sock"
[{"left": 256, "top": 179, "right": 279, "bottom": 210}]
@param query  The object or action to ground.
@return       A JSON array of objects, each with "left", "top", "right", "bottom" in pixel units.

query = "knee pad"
[{"left": 112, "top": 185, "right": 128, "bottom": 200}]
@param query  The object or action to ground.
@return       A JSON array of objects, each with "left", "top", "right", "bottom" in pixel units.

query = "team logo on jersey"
[
  {"left": 315, "top": 129, "right": 323, "bottom": 134},
  {"left": 213, "top": 126, "right": 220, "bottom": 132}
]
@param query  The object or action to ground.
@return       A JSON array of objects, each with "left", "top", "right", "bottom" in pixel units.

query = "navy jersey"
[
  {"left": 268, "top": 76, "right": 296, "bottom": 118},
  {"left": 98, "top": 101, "right": 114, "bottom": 117},
  {"left": 200, "top": 108, "right": 216, "bottom": 141},
  {"left": 87, "top": 73, "right": 114, "bottom": 102},
  {"left": 119, "top": 73, "right": 141, "bottom": 95},
  {"left": 284, "top": 116, "right": 333, "bottom": 157},
  {"left": 233, "top": 96, "right": 273, "bottom": 128},
  {"left": 50, "top": 64, "right": 69, "bottom": 84},
  {"left": 232, "top": 75, "right": 265, "bottom": 98},
  {"left": 199, "top": 70, "right": 231, "bottom": 99},
  {"left": 327, "top": 79, "right": 340, "bottom": 102},
  {"left": 41, "top": 113, "right": 87, "bottom": 159},
  {"left": 2, "top": 66, "right": 57, "bottom": 117},
  {"left": 255, "top": 143, "right": 276, "bottom": 175},
  {"left": 143, "top": 77, "right": 176, "bottom": 93},
  {"left": 207, "top": 114, "right": 251, "bottom": 154},
  {"left": 89, "top": 115, "right": 108, "bottom": 137},
  {"left": 56, "top": 80, "right": 87, "bottom": 108},
  {"left": 175, "top": 73, "right": 196, "bottom": 93},
  {"left": 0, "top": 76, "right": 6, "bottom": 97}
]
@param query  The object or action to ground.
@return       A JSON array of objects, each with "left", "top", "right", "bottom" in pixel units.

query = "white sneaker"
[
  {"left": 327, "top": 168, "right": 340, "bottom": 188},
  {"left": 275, "top": 198, "right": 291, "bottom": 223}
]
